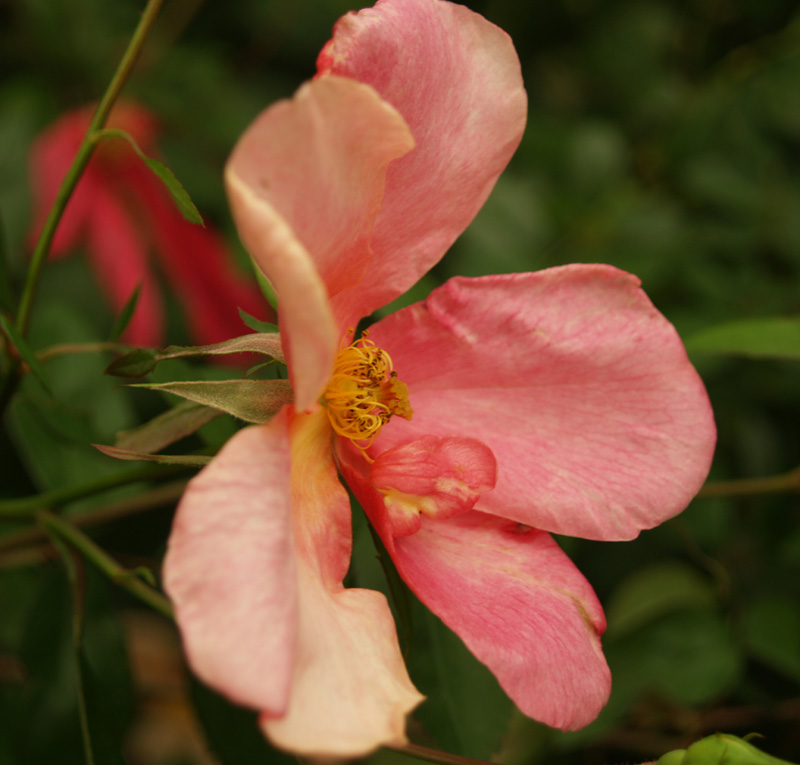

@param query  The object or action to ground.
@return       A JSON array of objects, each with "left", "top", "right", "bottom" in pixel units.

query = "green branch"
[
  {"left": 698, "top": 465, "right": 800, "bottom": 498},
  {"left": 0, "top": 0, "right": 165, "bottom": 418},
  {"left": 38, "top": 510, "right": 173, "bottom": 620}
]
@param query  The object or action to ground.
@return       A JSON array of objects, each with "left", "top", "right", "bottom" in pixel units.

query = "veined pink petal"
[
  {"left": 262, "top": 409, "right": 423, "bottom": 756},
  {"left": 225, "top": 75, "right": 414, "bottom": 409},
  {"left": 366, "top": 265, "right": 716, "bottom": 541},
  {"left": 85, "top": 186, "right": 163, "bottom": 346},
  {"left": 339, "top": 445, "right": 610, "bottom": 731},
  {"left": 318, "top": 0, "right": 528, "bottom": 326},
  {"left": 369, "top": 435, "right": 497, "bottom": 536},
  {"left": 163, "top": 416, "right": 297, "bottom": 714},
  {"left": 124, "top": 160, "right": 268, "bottom": 347}
]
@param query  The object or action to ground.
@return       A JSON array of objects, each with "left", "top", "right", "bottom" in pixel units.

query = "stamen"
[{"left": 323, "top": 331, "right": 413, "bottom": 455}]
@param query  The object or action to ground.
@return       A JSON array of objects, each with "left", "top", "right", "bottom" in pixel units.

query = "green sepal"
[
  {"left": 93, "top": 128, "right": 204, "bottom": 225},
  {"left": 115, "top": 399, "right": 220, "bottom": 454},
  {"left": 238, "top": 307, "right": 278, "bottom": 334},
  {"left": 130, "top": 379, "right": 293, "bottom": 423},
  {"left": 94, "top": 443, "right": 212, "bottom": 467},
  {"left": 105, "top": 347, "right": 158, "bottom": 377},
  {"left": 105, "top": 332, "right": 285, "bottom": 378},
  {"left": 685, "top": 317, "right": 800, "bottom": 360}
]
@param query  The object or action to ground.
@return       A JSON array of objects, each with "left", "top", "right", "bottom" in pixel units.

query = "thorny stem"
[
  {"left": 38, "top": 509, "right": 173, "bottom": 619},
  {"left": 0, "top": 0, "right": 165, "bottom": 419}
]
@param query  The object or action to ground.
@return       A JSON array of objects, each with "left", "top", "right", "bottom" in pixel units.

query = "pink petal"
[
  {"left": 225, "top": 75, "right": 414, "bottom": 410},
  {"left": 369, "top": 435, "right": 497, "bottom": 537},
  {"left": 339, "top": 445, "right": 610, "bottom": 731},
  {"left": 167, "top": 407, "right": 422, "bottom": 756},
  {"left": 263, "top": 409, "right": 423, "bottom": 755},
  {"left": 163, "top": 415, "right": 297, "bottom": 714},
  {"left": 85, "top": 187, "right": 163, "bottom": 346},
  {"left": 366, "top": 265, "right": 717, "bottom": 541},
  {"left": 124, "top": 160, "right": 269, "bottom": 347},
  {"left": 318, "top": 0, "right": 528, "bottom": 327}
]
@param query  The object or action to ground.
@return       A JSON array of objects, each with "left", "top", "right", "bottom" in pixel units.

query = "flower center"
[{"left": 323, "top": 331, "right": 413, "bottom": 452}]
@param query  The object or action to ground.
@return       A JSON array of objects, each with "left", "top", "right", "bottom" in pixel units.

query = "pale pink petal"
[
  {"left": 263, "top": 409, "right": 423, "bottom": 756},
  {"left": 339, "top": 445, "right": 610, "bottom": 731},
  {"left": 366, "top": 265, "right": 716, "bottom": 541},
  {"left": 370, "top": 435, "right": 497, "bottom": 536},
  {"left": 225, "top": 75, "right": 414, "bottom": 409},
  {"left": 163, "top": 415, "right": 297, "bottom": 714},
  {"left": 85, "top": 187, "right": 164, "bottom": 346},
  {"left": 318, "top": 0, "right": 528, "bottom": 326}
]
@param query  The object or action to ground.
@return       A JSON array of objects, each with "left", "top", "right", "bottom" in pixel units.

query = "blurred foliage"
[{"left": 1, "top": 0, "right": 800, "bottom": 763}]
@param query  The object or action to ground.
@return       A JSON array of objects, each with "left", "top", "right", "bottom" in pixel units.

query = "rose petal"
[
  {"left": 262, "top": 409, "right": 423, "bottom": 756},
  {"left": 369, "top": 434, "right": 497, "bottom": 536},
  {"left": 339, "top": 444, "right": 610, "bottom": 731},
  {"left": 163, "top": 416, "right": 297, "bottom": 714},
  {"left": 318, "top": 0, "right": 527, "bottom": 326},
  {"left": 367, "top": 265, "right": 716, "bottom": 541},
  {"left": 225, "top": 75, "right": 414, "bottom": 409}
]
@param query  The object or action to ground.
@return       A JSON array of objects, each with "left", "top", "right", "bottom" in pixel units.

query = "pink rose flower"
[
  {"left": 29, "top": 102, "right": 267, "bottom": 347},
  {"left": 164, "top": 0, "right": 716, "bottom": 757}
]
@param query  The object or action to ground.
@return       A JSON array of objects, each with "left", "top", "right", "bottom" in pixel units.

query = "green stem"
[
  {"left": 0, "top": 480, "right": 188, "bottom": 556},
  {"left": 0, "top": 463, "right": 192, "bottom": 518},
  {"left": 385, "top": 743, "right": 494, "bottom": 765},
  {"left": 47, "top": 532, "right": 96, "bottom": 765},
  {"left": 38, "top": 510, "right": 173, "bottom": 620},
  {"left": 0, "top": 0, "right": 165, "bottom": 419},
  {"left": 16, "top": 0, "right": 164, "bottom": 337},
  {"left": 698, "top": 466, "right": 800, "bottom": 498}
]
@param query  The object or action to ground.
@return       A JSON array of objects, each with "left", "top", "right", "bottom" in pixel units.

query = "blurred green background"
[{"left": 1, "top": 0, "right": 800, "bottom": 763}]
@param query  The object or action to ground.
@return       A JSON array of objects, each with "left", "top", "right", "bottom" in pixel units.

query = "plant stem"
[
  {"left": 0, "top": 480, "right": 188, "bottom": 556},
  {"left": 16, "top": 0, "right": 164, "bottom": 337},
  {"left": 0, "top": 0, "right": 165, "bottom": 420},
  {"left": 0, "top": 463, "right": 192, "bottom": 518},
  {"left": 38, "top": 510, "right": 173, "bottom": 620},
  {"left": 385, "top": 743, "right": 494, "bottom": 765},
  {"left": 698, "top": 465, "right": 800, "bottom": 498}
]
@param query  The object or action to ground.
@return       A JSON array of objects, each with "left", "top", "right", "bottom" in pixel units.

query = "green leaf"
[
  {"left": 0, "top": 207, "right": 15, "bottom": 313},
  {"left": 411, "top": 603, "right": 513, "bottom": 759},
  {"left": 14, "top": 566, "right": 133, "bottom": 765},
  {"left": 684, "top": 317, "right": 800, "bottom": 360},
  {"left": 605, "top": 561, "right": 716, "bottom": 637},
  {"left": 254, "top": 266, "right": 279, "bottom": 312},
  {"left": 657, "top": 733, "right": 799, "bottom": 765},
  {"left": 131, "top": 379, "right": 293, "bottom": 423},
  {"left": 239, "top": 307, "right": 279, "bottom": 334},
  {"left": 158, "top": 332, "right": 284, "bottom": 363},
  {"left": 93, "top": 128, "right": 204, "bottom": 225},
  {"left": 741, "top": 596, "right": 800, "bottom": 683},
  {"left": 0, "top": 315, "right": 52, "bottom": 396},
  {"left": 105, "top": 333, "right": 285, "bottom": 377},
  {"left": 107, "top": 283, "right": 141, "bottom": 342},
  {"left": 94, "top": 443, "right": 211, "bottom": 466},
  {"left": 114, "top": 399, "right": 220, "bottom": 453},
  {"left": 189, "top": 676, "right": 295, "bottom": 765}
]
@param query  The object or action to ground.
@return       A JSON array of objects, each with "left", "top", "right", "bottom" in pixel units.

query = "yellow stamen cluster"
[{"left": 323, "top": 332, "right": 413, "bottom": 451}]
